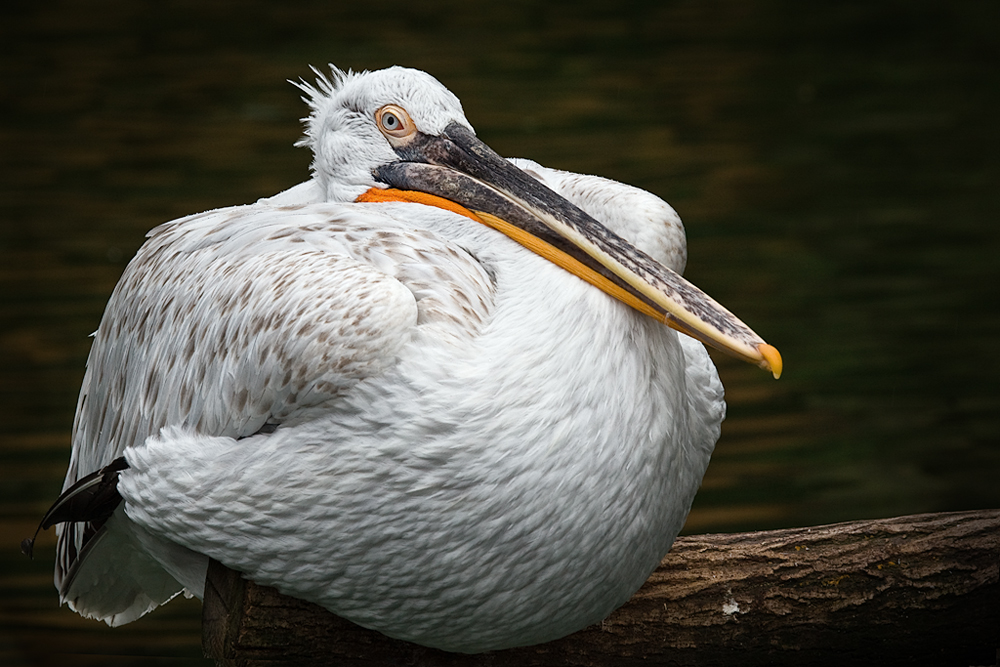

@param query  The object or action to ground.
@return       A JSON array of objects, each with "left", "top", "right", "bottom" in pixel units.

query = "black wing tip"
[
  {"left": 26, "top": 456, "right": 130, "bottom": 560},
  {"left": 21, "top": 537, "right": 36, "bottom": 559},
  {"left": 41, "top": 456, "right": 129, "bottom": 529}
]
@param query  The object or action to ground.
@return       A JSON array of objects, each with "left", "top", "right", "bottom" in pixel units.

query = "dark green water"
[{"left": 2, "top": 1, "right": 998, "bottom": 663}]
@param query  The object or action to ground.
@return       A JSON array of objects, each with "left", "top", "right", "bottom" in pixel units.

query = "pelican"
[{"left": 25, "top": 66, "right": 780, "bottom": 653}]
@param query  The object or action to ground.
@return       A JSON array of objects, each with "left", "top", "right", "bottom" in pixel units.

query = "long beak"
[{"left": 365, "top": 122, "right": 782, "bottom": 379}]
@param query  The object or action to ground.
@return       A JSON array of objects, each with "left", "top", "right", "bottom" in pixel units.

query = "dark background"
[{"left": 2, "top": 1, "right": 998, "bottom": 663}]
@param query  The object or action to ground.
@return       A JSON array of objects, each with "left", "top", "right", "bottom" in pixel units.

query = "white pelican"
[{"left": 25, "top": 66, "right": 780, "bottom": 653}]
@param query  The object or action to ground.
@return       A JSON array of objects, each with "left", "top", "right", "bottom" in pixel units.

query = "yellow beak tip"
[{"left": 757, "top": 343, "right": 783, "bottom": 379}]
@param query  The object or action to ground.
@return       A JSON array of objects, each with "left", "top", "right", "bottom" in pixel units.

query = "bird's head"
[
  {"left": 296, "top": 66, "right": 471, "bottom": 202},
  {"left": 296, "top": 66, "right": 781, "bottom": 378}
]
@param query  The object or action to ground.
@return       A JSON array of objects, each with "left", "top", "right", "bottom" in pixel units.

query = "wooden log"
[{"left": 202, "top": 509, "right": 999, "bottom": 666}]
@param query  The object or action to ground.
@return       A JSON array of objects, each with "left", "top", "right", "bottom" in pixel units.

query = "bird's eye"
[
  {"left": 382, "top": 112, "right": 400, "bottom": 130},
  {"left": 375, "top": 105, "right": 415, "bottom": 143}
]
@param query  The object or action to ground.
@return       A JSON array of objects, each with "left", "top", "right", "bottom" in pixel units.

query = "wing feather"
[{"left": 56, "top": 201, "right": 428, "bottom": 593}]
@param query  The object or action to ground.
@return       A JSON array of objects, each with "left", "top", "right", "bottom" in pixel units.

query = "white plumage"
[{"left": 40, "top": 66, "right": 780, "bottom": 653}]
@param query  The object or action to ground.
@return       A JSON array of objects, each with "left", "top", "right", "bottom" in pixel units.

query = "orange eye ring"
[{"left": 375, "top": 105, "right": 416, "bottom": 143}]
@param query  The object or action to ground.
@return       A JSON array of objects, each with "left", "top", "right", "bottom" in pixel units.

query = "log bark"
[{"left": 202, "top": 509, "right": 999, "bottom": 666}]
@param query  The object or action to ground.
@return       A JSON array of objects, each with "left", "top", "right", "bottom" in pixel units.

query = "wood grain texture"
[{"left": 203, "top": 509, "right": 999, "bottom": 666}]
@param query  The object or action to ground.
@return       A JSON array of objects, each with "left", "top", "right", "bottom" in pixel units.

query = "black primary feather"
[{"left": 21, "top": 456, "right": 129, "bottom": 559}]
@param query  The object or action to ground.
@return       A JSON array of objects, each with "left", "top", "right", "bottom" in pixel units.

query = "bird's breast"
[{"left": 262, "top": 243, "right": 701, "bottom": 650}]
